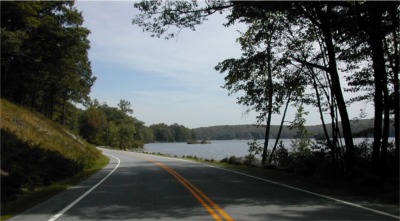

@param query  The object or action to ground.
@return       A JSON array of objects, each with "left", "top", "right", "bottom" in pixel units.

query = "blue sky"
[{"left": 74, "top": 1, "right": 373, "bottom": 128}]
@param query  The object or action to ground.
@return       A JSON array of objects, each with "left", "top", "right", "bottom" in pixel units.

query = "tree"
[
  {"left": 361, "top": 2, "right": 398, "bottom": 176},
  {"left": 78, "top": 101, "right": 146, "bottom": 149},
  {"left": 150, "top": 123, "right": 174, "bottom": 142},
  {"left": 170, "top": 123, "right": 192, "bottom": 142},
  {"left": 215, "top": 12, "right": 300, "bottom": 165},
  {"left": 134, "top": 119, "right": 155, "bottom": 143},
  {"left": 79, "top": 107, "right": 107, "bottom": 144},
  {"left": 118, "top": 99, "right": 134, "bottom": 114},
  {"left": 132, "top": 1, "right": 399, "bottom": 174},
  {"left": 1, "top": 1, "right": 95, "bottom": 122},
  {"left": 290, "top": 103, "right": 314, "bottom": 155},
  {"left": 98, "top": 102, "right": 138, "bottom": 149},
  {"left": 335, "top": 1, "right": 399, "bottom": 175},
  {"left": 149, "top": 123, "right": 193, "bottom": 142}
]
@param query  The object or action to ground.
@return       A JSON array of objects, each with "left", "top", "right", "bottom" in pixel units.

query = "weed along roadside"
[{"left": 0, "top": 99, "right": 110, "bottom": 220}]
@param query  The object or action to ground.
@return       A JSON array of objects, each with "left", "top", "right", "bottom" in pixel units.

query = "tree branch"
[{"left": 291, "top": 56, "right": 329, "bottom": 72}]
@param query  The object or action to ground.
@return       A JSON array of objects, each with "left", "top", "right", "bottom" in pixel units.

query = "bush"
[
  {"left": 273, "top": 141, "right": 291, "bottom": 170},
  {"left": 228, "top": 156, "right": 237, "bottom": 164}
]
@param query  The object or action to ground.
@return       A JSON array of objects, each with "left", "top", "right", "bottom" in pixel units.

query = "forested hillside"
[
  {"left": 193, "top": 119, "right": 395, "bottom": 140},
  {"left": 0, "top": 1, "right": 194, "bottom": 149}
]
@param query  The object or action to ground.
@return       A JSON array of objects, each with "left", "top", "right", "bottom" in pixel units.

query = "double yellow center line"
[{"left": 143, "top": 157, "right": 234, "bottom": 221}]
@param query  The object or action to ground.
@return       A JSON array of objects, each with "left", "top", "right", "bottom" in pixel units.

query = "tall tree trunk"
[
  {"left": 381, "top": 89, "right": 390, "bottom": 177},
  {"left": 295, "top": 4, "right": 355, "bottom": 169},
  {"left": 267, "top": 91, "right": 291, "bottom": 164},
  {"left": 365, "top": 2, "right": 386, "bottom": 174},
  {"left": 395, "top": 70, "right": 399, "bottom": 169},
  {"left": 310, "top": 68, "right": 335, "bottom": 162},
  {"left": 261, "top": 42, "right": 274, "bottom": 165},
  {"left": 320, "top": 24, "right": 355, "bottom": 170},
  {"left": 394, "top": 47, "right": 400, "bottom": 170},
  {"left": 303, "top": 4, "right": 356, "bottom": 170},
  {"left": 388, "top": 8, "right": 400, "bottom": 173}
]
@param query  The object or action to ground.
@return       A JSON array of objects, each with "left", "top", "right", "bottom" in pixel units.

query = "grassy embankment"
[{"left": 0, "top": 99, "right": 109, "bottom": 220}]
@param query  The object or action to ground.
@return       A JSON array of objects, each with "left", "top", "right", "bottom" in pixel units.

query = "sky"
[{"left": 74, "top": 1, "right": 373, "bottom": 129}]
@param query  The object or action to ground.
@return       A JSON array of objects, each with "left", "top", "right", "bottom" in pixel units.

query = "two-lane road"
[{"left": 10, "top": 148, "right": 399, "bottom": 221}]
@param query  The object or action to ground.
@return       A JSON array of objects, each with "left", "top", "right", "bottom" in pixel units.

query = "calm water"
[
  {"left": 145, "top": 140, "right": 262, "bottom": 161},
  {"left": 144, "top": 138, "right": 376, "bottom": 161}
]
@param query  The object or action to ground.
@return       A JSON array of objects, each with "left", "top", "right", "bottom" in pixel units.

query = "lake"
[
  {"left": 145, "top": 140, "right": 261, "bottom": 160},
  {"left": 144, "top": 138, "right": 378, "bottom": 161}
]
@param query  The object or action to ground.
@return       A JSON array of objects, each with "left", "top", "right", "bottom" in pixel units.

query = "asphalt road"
[{"left": 9, "top": 148, "right": 399, "bottom": 221}]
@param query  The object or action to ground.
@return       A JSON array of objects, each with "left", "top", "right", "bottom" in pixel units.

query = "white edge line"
[
  {"left": 48, "top": 153, "right": 120, "bottom": 221},
  {"left": 208, "top": 165, "right": 400, "bottom": 220},
  {"left": 136, "top": 152, "right": 400, "bottom": 220}
]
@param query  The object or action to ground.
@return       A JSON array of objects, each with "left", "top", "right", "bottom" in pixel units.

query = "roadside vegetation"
[
  {"left": 0, "top": 99, "right": 109, "bottom": 219},
  {"left": 132, "top": 0, "right": 399, "bottom": 194},
  {"left": 1, "top": 1, "right": 398, "bottom": 217}
]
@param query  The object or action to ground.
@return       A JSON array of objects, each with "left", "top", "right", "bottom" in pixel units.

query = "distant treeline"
[
  {"left": 193, "top": 119, "right": 396, "bottom": 140},
  {"left": 75, "top": 99, "right": 195, "bottom": 148}
]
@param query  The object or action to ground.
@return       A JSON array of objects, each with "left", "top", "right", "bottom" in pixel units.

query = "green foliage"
[
  {"left": 150, "top": 123, "right": 194, "bottom": 142},
  {"left": 117, "top": 99, "right": 133, "bottom": 114},
  {"left": 78, "top": 101, "right": 150, "bottom": 149},
  {"left": 273, "top": 141, "right": 291, "bottom": 169},
  {"left": 150, "top": 123, "right": 174, "bottom": 142},
  {"left": 77, "top": 99, "right": 195, "bottom": 147},
  {"left": 1, "top": 1, "right": 95, "bottom": 121},
  {"left": 79, "top": 106, "right": 107, "bottom": 144},
  {"left": 134, "top": 120, "right": 155, "bottom": 143},
  {"left": 290, "top": 104, "right": 314, "bottom": 155},
  {"left": 246, "top": 139, "right": 263, "bottom": 160}
]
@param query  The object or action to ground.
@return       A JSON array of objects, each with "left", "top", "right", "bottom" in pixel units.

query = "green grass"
[{"left": 0, "top": 99, "right": 110, "bottom": 220}]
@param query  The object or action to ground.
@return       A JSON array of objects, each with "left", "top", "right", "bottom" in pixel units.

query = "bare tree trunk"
[
  {"left": 389, "top": 10, "right": 400, "bottom": 173},
  {"left": 365, "top": 2, "right": 386, "bottom": 174},
  {"left": 323, "top": 28, "right": 355, "bottom": 170},
  {"left": 261, "top": 41, "right": 274, "bottom": 166},
  {"left": 312, "top": 5, "right": 355, "bottom": 170},
  {"left": 310, "top": 68, "right": 335, "bottom": 162},
  {"left": 381, "top": 89, "right": 390, "bottom": 177},
  {"left": 395, "top": 53, "right": 400, "bottom": 170},
  {"left": 267, "top": 91, "right": 291, "bottom": 164}
]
